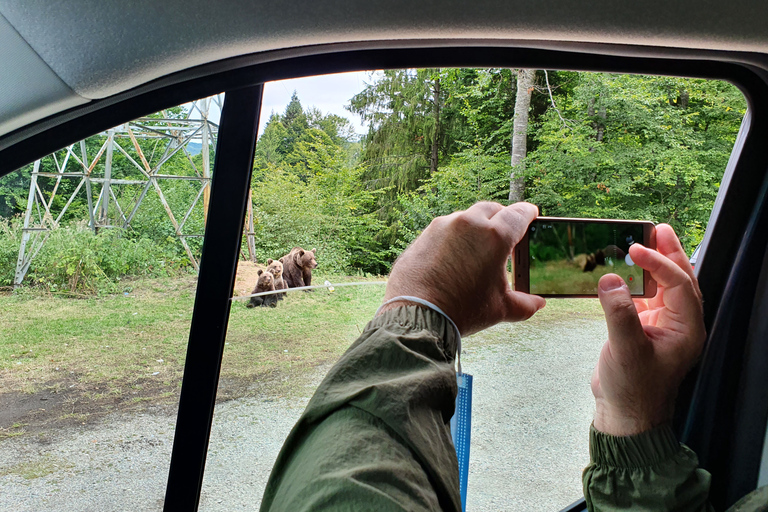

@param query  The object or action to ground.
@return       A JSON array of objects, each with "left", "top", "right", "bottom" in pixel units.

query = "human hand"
[
  {"left": 592, "top": 224, "right": 706, "bottom": 436},
  {"left": 381, "top": 201, "right": 546, "bottom": 336}
]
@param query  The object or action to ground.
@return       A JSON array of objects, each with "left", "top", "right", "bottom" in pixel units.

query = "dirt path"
[
  {"left": 0, "top": 261, "right": 274, "bottom": 439},
  {"left": 0, "top": 315, "right": 607, "bottom": 512}
]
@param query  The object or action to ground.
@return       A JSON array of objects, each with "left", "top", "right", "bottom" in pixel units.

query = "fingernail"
[{"left": 599, "top": 275, "right": 625, "bottom": 292}]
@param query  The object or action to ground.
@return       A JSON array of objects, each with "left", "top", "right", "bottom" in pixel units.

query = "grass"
[
  {"left": 0, "top": 423, "right": 26, "bottom": 439},
  {"left": 531, "top": 259, "right": 643, "bottom": 295},
  {"left": 0, "top": 274, "right": 387, "bottom": 424},
  {"left": 0, "top": 272, "right": 606, "bottom": 431},
  {"left": 224, "top": 276, "right": 385, "bottom": 379},
  {"left": 0, "top": 456, "right": 71, "bottom": 480},
  {"left": 0, "top": 276, "right": 199, "bottom": 391}
]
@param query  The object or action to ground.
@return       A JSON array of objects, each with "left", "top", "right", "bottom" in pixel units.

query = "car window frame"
[{"left": 1, "top": 45, "right": 767, "bottom": 511}]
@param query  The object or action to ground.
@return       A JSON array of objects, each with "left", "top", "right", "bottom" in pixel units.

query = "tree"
[
  {"left": 509, "top": 69, "right": 536, "bottom": 203},
  {"left": 523, "top": 73, "right": 746, "bottom": 250}
]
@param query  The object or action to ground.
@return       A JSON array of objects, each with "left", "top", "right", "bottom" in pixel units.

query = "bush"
[
  {"left": 18, "top": 222, "right": 188, "bottom": 294},
  {"left": 396, "top": 149, "right": 510, "bottom": 247},
  {"left": 0, "top": 216, "right": 22, "bottom": 287},
  {"left": 249, "top": 166, "right": 392, "bottom": 274}
]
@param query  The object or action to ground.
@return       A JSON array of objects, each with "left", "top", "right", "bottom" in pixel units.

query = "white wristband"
[{"left": 376, "top": 295, "right": 463, "bottom": 374}]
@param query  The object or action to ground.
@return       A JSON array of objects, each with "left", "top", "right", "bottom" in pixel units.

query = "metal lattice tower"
[{"left": 13, "top": 95, "right": 242, "bottom": 287}]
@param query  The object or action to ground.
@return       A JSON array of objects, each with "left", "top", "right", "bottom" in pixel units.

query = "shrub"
[
  {"left": 18, "top": 223, "right": 188, "bottom": 295},
  {"left": 249, "top": 166, "right": 391, "bottom": 274}
]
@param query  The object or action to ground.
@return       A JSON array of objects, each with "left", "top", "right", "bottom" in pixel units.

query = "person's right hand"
[
  {"left": 380, "top": 201, "right": 546, "bottom": 336},
  {"left": 592, "top": 224, "right": 706, "bottom": 436}
]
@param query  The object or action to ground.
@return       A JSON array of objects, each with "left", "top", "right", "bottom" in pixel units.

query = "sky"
[{"left": 259, "top": 71, "right": 373, "bottom": 136}]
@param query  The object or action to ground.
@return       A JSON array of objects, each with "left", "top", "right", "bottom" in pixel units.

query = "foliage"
[
  {"left": 397, "top": 148, "right": 510, "bottom": 246},
  {"left": 251, "top": 96, "right": 391, "bottom": 273},
  {"left": 346, "top": 69, "right": 463, "bottom": 238},
  {"left": 25, "top": 224, "right": 184, "bottom": 294},
  {"left": 0, "top": 216, "right": 185, "bottom": 294},
  {"left": 0, "top": 73, "right": 748, "bottom": 286},
  {"left": 523, "top": 73, "right": 746, "bottom": 251}
]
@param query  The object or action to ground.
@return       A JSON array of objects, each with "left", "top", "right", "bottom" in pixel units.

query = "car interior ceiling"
[{"left": 2, "top": 43, "right": 768, "bottom": 511}]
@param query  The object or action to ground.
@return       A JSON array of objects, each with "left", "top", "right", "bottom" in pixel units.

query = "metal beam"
[
  {"left": 14, "top": 160, "right": 41, "bottom": 287},
  {"left": 99, "top": 129, "right": 115, "bottom": 227},
  {"left": 14, "top": 96, "right": 222, "bottom": 285}
]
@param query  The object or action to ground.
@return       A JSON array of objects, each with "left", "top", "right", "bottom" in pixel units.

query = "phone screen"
[{"left": 528, "top": 219, "right": 646, "bottom": 296}]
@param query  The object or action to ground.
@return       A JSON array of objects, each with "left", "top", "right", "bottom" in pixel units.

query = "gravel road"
[{"left": 0, "top": 313, "right": 606, "bottom": 512}]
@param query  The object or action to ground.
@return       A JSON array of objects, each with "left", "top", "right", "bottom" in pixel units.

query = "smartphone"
[{"left": 514, "top": 217, "right": 657, "bottom": 298}]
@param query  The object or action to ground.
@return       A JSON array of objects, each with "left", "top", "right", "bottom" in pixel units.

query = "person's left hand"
[
  {"left": 592, "top": 224, "right": 706, "bottom": 436},
  {"left": 381, "top": 201, "right": 546, "bottom": 336}
]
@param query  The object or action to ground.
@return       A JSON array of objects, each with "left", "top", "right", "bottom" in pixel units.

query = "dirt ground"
[
  {"left": 0, "top": 261, "right": 275, "bottom": 440},
  {"left": 233, "top": 260, "right": 266, "bottom": 297}
]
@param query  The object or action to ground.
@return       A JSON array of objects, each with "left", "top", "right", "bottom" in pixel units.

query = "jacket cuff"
[
  {"left": 589, "top": 423, "right": 681, "bottom": 469},
  {"left": 367, "top": 305, "right": 459, "bottom": 363}
]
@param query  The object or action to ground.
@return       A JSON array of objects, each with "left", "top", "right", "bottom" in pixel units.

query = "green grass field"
[
  {"left": 0, "top": 275, "right": 386, "bottom": 393},
  {"left": 531, "top": 259, "right": 643, "bottom": 295},
  {"left": 0, "top": 274, "right": 605, "bottom": 434}
]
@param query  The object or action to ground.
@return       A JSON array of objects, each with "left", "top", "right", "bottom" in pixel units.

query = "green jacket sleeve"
[
  {"left": 583, "top": 424, "right": 714, "bottom": 512},
  {"left": 259, "top": 305, "right": 461, "bottom": 512}
]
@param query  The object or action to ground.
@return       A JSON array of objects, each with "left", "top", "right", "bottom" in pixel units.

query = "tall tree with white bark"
[{"left": 509, "top": 69, "right": 535, "bottom": 203}]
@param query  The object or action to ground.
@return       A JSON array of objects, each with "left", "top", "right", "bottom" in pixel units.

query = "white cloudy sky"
[{"left": 259, "top": 71, "right": 374, "bottom": 136}]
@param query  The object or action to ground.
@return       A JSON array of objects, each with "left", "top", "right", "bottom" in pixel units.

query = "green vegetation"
[
  {"left": 0, "top": 276, "right": 385, "bottom": 397},
  {"left": 0, "top": 274, "right": 604, "bottom": 402},
  {"left": 0, "top": 70, "right": 745, "bottom": 294},
  {"left": 0, "top": 456, "right": 71, "bottom": 479},
  {"left": 530, "top": 260, "right": 640, "bottom": 295}
]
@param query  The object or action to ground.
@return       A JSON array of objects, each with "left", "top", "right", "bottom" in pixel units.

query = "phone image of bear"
[{"left": 514, "top": 217, "right": 657, "bottom": 298}]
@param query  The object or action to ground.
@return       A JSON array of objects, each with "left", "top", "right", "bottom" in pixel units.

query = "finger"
[
  {"left": 465, "top": 201, "right": 504, "bottom": 219},
  {"left": 633, "top": 298, "right": 650, "bottom": 313},
  {"left": 655, "top": 224, "right": 701, "bottom": 298},
  {"left": 502, "top": 290, "right": 546, "bottom": 322},
  {"left": 629, "top": 244, "right": 701, "bottom": 320},
  {"left": 598, "top": 274, "right": 647, "bottom": 359},
  {"left": 630, "top": 243, "right": 695, "bottom": 293},
  {"left": 489, "top": 202, "right": 539, "bottom": 248}
]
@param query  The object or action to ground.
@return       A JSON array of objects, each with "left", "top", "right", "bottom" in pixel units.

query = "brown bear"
[
  {"left": 574, "top": 253, "right": 598, "bottom": 272},
  {"left": 266, "top": 258, "right": 287, "bottom": 300},
  {"left": 247, "top": 269, "right": 277, "bottom": 308},
  {"left": 280, "top": 247, "right": 317, "bottom": 289}
]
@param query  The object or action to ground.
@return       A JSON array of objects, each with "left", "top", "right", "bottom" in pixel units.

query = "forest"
[{"left": 0, "top": 69, "right": 747, "bottom": 293}]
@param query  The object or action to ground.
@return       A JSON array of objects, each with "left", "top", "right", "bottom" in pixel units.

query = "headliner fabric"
[
  {"left": 0, "top": 0, "right": 766, "bottom": 100},
  {"left": 0, "top": 11, "right": 87, "bottom": 136}
]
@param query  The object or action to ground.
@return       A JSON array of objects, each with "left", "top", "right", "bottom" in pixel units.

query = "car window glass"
[
  {"left": 0, "top": 95, "right": 222, "bottom": 511},
  {"left": 0, "top": 69, "right": 746, "bottom": 511}
]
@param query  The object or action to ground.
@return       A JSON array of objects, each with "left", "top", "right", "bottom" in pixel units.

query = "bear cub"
[
  {"left": 247, "top": 269, "right": 278, "bottom": 308},
  {"left": 266, "top": 258, "right": 287, "bottom": 300}
]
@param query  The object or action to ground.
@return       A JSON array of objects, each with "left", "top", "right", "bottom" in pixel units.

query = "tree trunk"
[
  {"left": 509, "top": 69, "right": 535, "bottom": 203},
  {"left": 430, "top": 75, "right": 441, "bottom": 176},
  {"left": 597, "top": 102, "right": 606, "bottom": 142},
  {"left": 589, "top": 95, "right": 607, "bottom": 145}
]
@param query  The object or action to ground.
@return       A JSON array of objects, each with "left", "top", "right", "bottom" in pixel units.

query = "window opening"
[{"left": 202, "top": 69, "right": 746, "bottom": 511}]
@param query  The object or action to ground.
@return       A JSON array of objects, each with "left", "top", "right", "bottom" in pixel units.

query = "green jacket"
[
  {"left": 259, "top": 305, "right": 755, "bottom": 511},
  {"left": 584, "top": 424, "right": 712, "bottom": 511}
]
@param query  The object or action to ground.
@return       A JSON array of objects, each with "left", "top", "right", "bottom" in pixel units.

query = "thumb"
[
  {"left": 598, "top": 274, "right": 646, "bottom": 359},
  {"left": 503, "top": 290, "right": 546, "bottom": 322}
]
